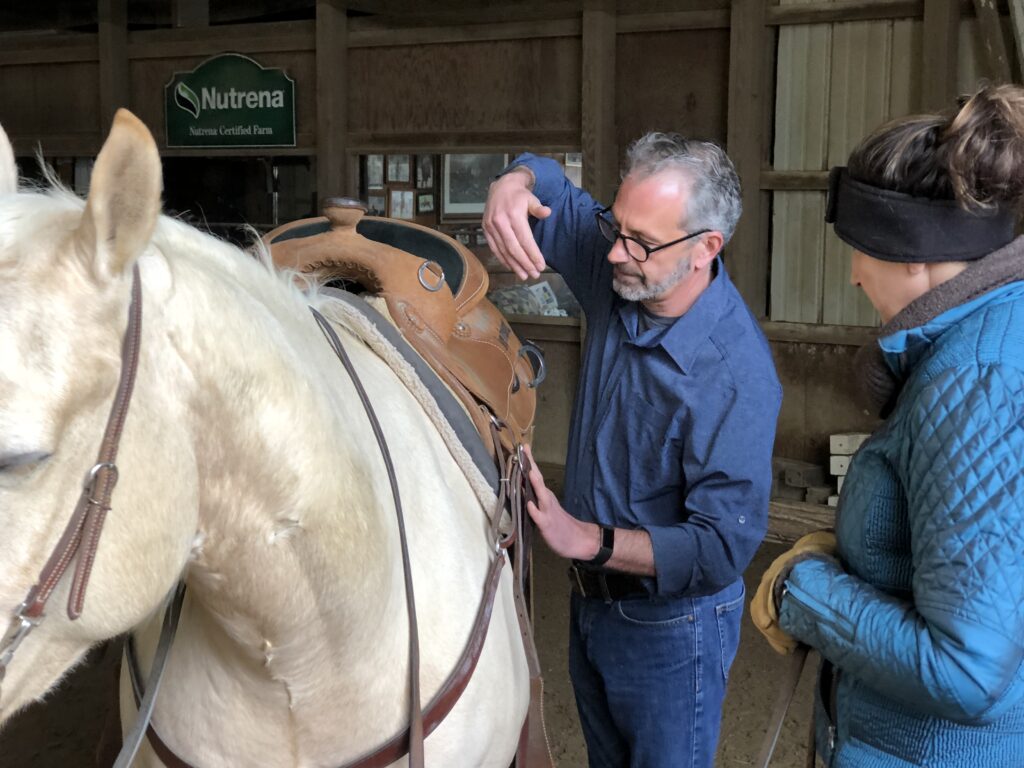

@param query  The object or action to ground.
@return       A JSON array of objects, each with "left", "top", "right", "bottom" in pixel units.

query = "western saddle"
[{"left": 263, "top": 198, "right": 544, "bottom": 457}]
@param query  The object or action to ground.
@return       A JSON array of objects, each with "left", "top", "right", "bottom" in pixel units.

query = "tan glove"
[{"left": 750, "top": 530, "right": 836, "bottom": 655}]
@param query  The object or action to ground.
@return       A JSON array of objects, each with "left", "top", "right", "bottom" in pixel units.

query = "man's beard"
[{"left": 612, "top": 256, "right": 692, "bottom": 301}]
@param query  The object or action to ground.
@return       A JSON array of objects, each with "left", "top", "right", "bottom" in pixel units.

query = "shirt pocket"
[{"left": 626, "top": 400, "right": 684, "bottom": 504}]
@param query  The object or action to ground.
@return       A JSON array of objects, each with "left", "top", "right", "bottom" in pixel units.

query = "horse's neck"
[{"left": 151, "top": 252, "right": 419, "bottom": 715}]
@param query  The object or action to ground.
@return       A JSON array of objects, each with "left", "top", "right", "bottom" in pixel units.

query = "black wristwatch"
[{"left": 587, "top": 525, "right": 615, "bottom": 567}]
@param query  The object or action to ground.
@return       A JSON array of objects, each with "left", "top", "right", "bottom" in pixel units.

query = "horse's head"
[{"left": 0, "top": 111, "right": 196, "bottom": 722}]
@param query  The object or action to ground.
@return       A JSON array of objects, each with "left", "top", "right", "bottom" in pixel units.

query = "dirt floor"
[{"left": 0, "top": 541, "right": 816, "bottom": 767}]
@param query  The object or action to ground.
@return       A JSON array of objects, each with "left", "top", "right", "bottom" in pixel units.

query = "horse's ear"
[
  {"left": 0, "top": 122, "right": 17, "bottom": 195},
  {"left": 76, "top": 109, "right": 162, "bottom": 280}
]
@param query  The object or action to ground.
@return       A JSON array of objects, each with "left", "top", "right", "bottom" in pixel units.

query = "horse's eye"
[{"left": 0, "top": 451, "right": 52, "bottom": 473}]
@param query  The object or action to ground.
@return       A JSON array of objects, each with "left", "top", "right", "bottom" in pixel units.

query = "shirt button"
[{"left": 738, "top": 515, "right": 746, "bottom": 524}]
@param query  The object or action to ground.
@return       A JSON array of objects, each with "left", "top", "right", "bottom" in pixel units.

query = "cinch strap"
[{"left": 825, "top": 166, "right": 1016, "bottom": 263}]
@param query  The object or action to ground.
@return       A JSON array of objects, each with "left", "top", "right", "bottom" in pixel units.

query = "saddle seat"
[{"left": 264, "top": 199, "right": 541, "bottom": 455}]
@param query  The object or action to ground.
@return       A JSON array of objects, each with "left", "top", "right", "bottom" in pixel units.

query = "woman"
[{"left": 752, "top": 84, "right": 1024, "bottom": 766}]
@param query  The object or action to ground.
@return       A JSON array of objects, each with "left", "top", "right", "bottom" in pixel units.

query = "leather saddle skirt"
[{"left": 264, "top": 199, "right": 541, "bottom": 455}]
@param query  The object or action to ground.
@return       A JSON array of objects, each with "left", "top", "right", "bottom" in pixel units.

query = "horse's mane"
[{"left": 7, "top": 173, "right": 333, "bottom": 317}]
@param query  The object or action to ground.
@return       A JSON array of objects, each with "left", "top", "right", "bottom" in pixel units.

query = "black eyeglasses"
[{"left": 595, "top": 206, "right": 709, "bottom": 262}]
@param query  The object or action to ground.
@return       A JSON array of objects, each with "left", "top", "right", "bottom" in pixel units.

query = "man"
[{"left": 483, "top": 134, "right": 781, "bottom": 768}]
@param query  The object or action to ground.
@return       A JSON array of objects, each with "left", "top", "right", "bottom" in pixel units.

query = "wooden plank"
[
  {"left": 0, "top": 43, "right": 98, "bottom": 66},
  {"left": 582, "top": 0, "right": 617, "bottom": 206},
  {"left": 1010, "top": 0, "right": 1024, "bottom": 80},
  {"left": 922, "top": 0, "right": 960, "bottom": 111},
  {"left": 172, "top": 0, "right": 209, "bottom": 27},
  {"left": 98, "top": 0, "right": 129, "bottom": 126},
  {"left": 760, "top": 320, "right": 877, "bottom": 346},
  {"left": 727, "top": 0, "right": 772, "bottom": 316},
  {"left": 822, "top": 21, "right": 889, "bottom": 327},
  {"left": 316, "top": 0, "right": 348, "bottom": 203},
  {"left": 127, "top": 21, "right": 316, "bottom": 59},
  {"left": 347, "top": 1, "right": 581, "bottom": 30},
  {"left": 762, "top": 170, "right": 830, "bottom": 190},
  {"left": 349, "top": 18, "right": 581, "bottom": 48},
  {"left": 767, "top": 0, "right": 922, "bottom": 26},
  {"left": 616, "top": 9, "right": 730, "bottom": 33},
  {"left": 971, "top": 0, "right": 1012, "bottom": 82},
  {"left": 766, "top": 499, "right": 836, "bottom": 545},
  {"left": 345, "top": 130, "right": 580, "bottom": 153}
]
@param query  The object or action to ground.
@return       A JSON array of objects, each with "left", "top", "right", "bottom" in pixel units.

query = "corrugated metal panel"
[
  {"left": 771, "top": 192, "right": 828, "bottom": 322},
  {"left": 770, "top": 0, "right": 831, "bottom": 322},
  {"left": 822, "top": 21, "right": 888, "bottom": 326}
]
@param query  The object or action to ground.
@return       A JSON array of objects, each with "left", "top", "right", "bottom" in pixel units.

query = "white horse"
[{"left": 0, "top": 110, "right": 528, "bottom": 766}]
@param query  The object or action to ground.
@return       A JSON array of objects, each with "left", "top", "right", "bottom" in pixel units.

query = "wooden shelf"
[{"left": 766, "top": 499, "right": 836, "bottom": 545}]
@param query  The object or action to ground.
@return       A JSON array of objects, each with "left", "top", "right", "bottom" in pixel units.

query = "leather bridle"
[{"left": 0, "top": 264, "right": 144, "bottom": 684}]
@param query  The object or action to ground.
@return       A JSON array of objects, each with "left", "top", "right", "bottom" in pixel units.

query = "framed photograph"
[
  {"left": 565, "top": 152, "right": 583, "bottom": 187},
  {"left": 386, "top": 154, "right": 411, "bottom": 184},
  {"left": 442, "top": 153, "right": 508, "bottom": 217},
  {"left": 417, "top": 192, "right": 435, "bottom": 214},
  {"left": 475, "top": 231, "right": 488, "bottom": 246},
  {"left": 390, "top": 189, "right": 414, "bottom": 220},
  {"left": 367, "top": 193, "right": 386, "bottom": 216},
  {"left": 416, "top": 155, "right": 435, "bottom": 189},
  {"left": 365, "top": 154, "right": 384, "bottom": 189}
]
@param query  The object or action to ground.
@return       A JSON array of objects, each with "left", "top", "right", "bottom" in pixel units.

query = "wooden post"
[
  {"left": 1010, "top": 0, "right": 1024, "bottom": 81},
  {"left": 922, "top": 0, "right": 959, "bottom": 111},
  {"left": 98, "top": 0, "right": 129, "bottom": 128},
  {"left": 317, "top": 0, "right": 348, "bottom": 205},
  {"left": 972, "top": 0, "right": 1012, "bottom": 82},
  {"left": 726, "top": 0, "right": 771, "bottom": 317},
  {"left": 581, "top": 0, "right": 617, "bottom": 205},
  {"left": 173, "top": 0, "right": 209, "bottom": 28}
]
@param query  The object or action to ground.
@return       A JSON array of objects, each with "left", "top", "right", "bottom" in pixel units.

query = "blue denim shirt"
[{"left": 510, "top": 153, "right": 781, "bottom": 596}]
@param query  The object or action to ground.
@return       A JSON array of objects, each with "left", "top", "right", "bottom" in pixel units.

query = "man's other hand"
[{"left": 482, "top": 167, "right": 551, "bottom": 280}]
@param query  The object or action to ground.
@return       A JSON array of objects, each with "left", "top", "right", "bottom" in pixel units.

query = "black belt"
[{"left": 568, "top": 563, "right": 649, "bottom": 601}]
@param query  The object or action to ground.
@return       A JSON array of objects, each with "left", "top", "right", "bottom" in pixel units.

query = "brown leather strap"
[
  {"left": 311, "top": 307, "right": 425, "bottom": 768},
  {"left": 25, "top": 264, "right": 143, "bottom": 621},
  {"left": 0, "top": 266, "right": 143, "bottom": 687}
]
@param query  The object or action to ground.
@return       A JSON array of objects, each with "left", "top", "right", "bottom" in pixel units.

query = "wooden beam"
[
  {"left": 727, "top": 0, "right": 772, "bottom": 316},
  {"left": 972, "top": 0, "right": 1012, "bottom": 82},
  {"left": 98, "top": 0, "right": 129, "bottom": 128},
  {"left": 922, "top": 0, "right": 960, "bottom": 111},
  {"left": 348, "top": 18, "right": 581, "bottom": 47},
  {"left": 766, "top": 500, "right": 836, "bottom": 545},
  {"left": 616, "top": 9, "right": 730, "bottom": 33},
  {"left": 317, "top": 0, "right": 348, "bottom": 203},
  {"left": 761, "top": 170, "right": 830, "bottom": 190},
  {"left": 127, "top": 22, "right": 315, "bottom": 59},
  {"left": 1011, "top": 0, "right": 1024, "bottom": 81},
  {"left": 581, "top": 0, "right": 617, "bottom": 205},
  {"left": 345, "top": 130, "right": 580, "bottom": 153},
  {"left": 760, "top": 320, "right": 877, "bottom": 346},
  {"left": 767, "top": 0, "right": 921, "bottom": 25},
  {"left": 172, "top": 0, "right": 209, "bottom": 27},
  {"left": 0, "top": 41, "right": 98, "bottom": 66}
]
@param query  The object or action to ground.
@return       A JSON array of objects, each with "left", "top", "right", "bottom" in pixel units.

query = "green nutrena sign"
[{"left": 165, "top": 53, "right": 295, "bottom": 148}]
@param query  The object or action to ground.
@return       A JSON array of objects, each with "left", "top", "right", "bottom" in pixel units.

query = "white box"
[
  {"left": 830, "top": 455, "right": 850, "bottom": 476},
  {"left": 827, "top": 495, "right": 840, "bottom": 507},
  {"left": 837, "top": 475, "right": 845, "bottom": 493},
  {"left": 830, "top": 432, "right": 871, "bottom": 455}
]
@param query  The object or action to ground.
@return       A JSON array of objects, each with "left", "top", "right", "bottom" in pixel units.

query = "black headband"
[{"left": 825, "top": 166, "right": 1015, "bottom": 262}]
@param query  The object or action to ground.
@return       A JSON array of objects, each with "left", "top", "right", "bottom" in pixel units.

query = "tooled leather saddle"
[{"left": 263, "top": 199, "right": 544, "bottom": 456}]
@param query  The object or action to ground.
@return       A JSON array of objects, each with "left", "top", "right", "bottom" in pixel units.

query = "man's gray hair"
[{"left": 623, "top": 132, "right": 742, "bottom": 244}]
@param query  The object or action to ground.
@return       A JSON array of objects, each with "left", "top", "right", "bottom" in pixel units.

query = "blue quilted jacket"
[{"left": 779, "top": 281, "right": 1024, "bottom": 767}]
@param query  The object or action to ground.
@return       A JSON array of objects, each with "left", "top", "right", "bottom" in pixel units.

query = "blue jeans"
[{"left": 569, "top": 578, "right": 745, "bottom": 768}]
